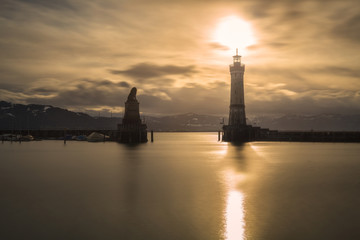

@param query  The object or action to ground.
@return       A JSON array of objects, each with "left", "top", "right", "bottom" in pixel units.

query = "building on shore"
[
  {"left": 223, "top": 49, "right": 251, "bottom": 142},
  {"left": 117, "top": 87, "right": 148, "bottom": 143}
]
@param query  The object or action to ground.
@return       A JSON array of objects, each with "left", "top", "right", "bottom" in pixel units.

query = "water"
[{"left": 1, "top": 133, "right": 360, "bottom": 240}]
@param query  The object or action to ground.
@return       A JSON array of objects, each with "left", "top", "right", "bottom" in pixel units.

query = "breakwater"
[{"left": 247, "top": 126, "right": 360, "bottom": 142}]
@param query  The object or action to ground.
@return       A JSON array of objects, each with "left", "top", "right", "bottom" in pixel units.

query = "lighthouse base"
[{"left": 223, "top": 125, "right": 251, "bottom": 142}]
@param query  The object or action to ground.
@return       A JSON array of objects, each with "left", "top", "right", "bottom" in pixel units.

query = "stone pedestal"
[
  {"left": 117, "top": 123, "right": 148, "bottom": 143},
  {"left": 117, "top": 87, "right": 147, "bottom": 143}
]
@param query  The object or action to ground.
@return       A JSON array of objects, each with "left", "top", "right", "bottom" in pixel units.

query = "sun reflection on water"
[
  {"left": 215, "top": 140, "right": 246, "bottom": 240},
  {"left": 223, "top": 168, "right": 246, "bottom": 240},
  {"left": 208, "top": 140, "right": 228, "bottom": 158},
  {"left": 225, "top": 190, "right": 245, "bottom": 240},
  {"left": 250, "top": 143, "right": 265, "bottom": 158},
  {"left": 212, "top": 145, "right": 228, "bottom": 156}
]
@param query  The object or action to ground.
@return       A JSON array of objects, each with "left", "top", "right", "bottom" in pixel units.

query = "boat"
[
  {"left": 75, "top": 135, "right": 87, "bottom": 141},
  {"left": 87, "top": 132, "right": 108, "bottom": 142},
  {"left": 21, "top": 135, "right": 34, "bottom": 141}
]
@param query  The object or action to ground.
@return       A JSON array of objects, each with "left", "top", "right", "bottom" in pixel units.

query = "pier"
[{"left": 223, "top": 126, "right": 360, "bottom": 142}]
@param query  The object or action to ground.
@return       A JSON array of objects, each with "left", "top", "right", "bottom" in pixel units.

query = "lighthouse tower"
[
  {"left": 229, "top": 48, "right": 246, "bottom": 126},
  {"left": 223, "top": 49, "right": 249, "bottom": 142}
]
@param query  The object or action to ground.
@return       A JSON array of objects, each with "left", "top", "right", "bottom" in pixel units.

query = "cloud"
[
  {"left": 250, "top": 65, "right": 360, "bottom": 78},
  {"left": 133, "top": 78, "right": 176, "bottom": 88},
  {"left": 0, "top": 78, "right": 133, "bottom": 108},
  {"left": 308, "top": 66, "right": 360, "bottom": 79},
  {"left": 117, "top": 81, "right": 130, "bottom": 88},
  {"left": 247, "top": 91, "right": 360, "bottom": 115},
  {"left": 332, "top": 13, "right": 360, "bottom": 43},
  {"left": 209, "top": 42, "right": 230, "bottom": 51},
  {"left": 247, "top": 65, "right": 360, "bottom": 93},
  {"left": 138, "top": 85, "right": 230, "bottom": 116},
  {"left": 17, "top": 0, "right": 76, "bottom": 10},
  {"left": 0, "top": 83, "right": 24, "bottom": 92},
  {"left": 109, "top": 63, "right": 197, "bottom": 79},
  {"left": 28, "top": 87, "right": 57, "bottom": 94},
  {"left": 81, "top": 79, "right": 130, "bottom": 88}
]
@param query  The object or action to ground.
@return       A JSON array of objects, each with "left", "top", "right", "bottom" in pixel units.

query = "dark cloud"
[
  {"left": 138, "top": 86, "right": 229, "bottom": 116},
  {"left": 109, "top": 63, "right": 197, "bottom": 79},
  {"left": 282, "top": 10, "right": 303, "bottom": 21},
  {"left": 134, "top": 78, "right": 176, "bottom": 87},
  {"left": 184, "top": 81, "right": 228, "bottom": 89},
  {"left": 310, "top": 66, "right": 360, "bottom": 78},
  {"left": 333, "top": 14, "right": 360, "bottom": 43},
  {"left": 246, "top": 42, "right": 288, "bottom": 50},
  {"left": 247, "top": 91, "right": 360, "bottom": 116},
  {"left": 17, "top": 0, "right": 77, "bottom": 11},
  {"left": 250, "top": 66, "right": 360, "bottom": 79},
  {"left": 0, "top": 83, "right": 24, "bottom": 92},
  {"left": 45, "top": 87, "right": 124, "bottom": 107},
  {"left": 117, "top": 81, "right": 130, "bottom": 88},
  {"left": 246, "top": 2, "right": 273, "bottom": 19},
  {"left": 29, "top": 87, "right": 57, "bottom": 94},
  {"left": 0, "top": 78, "right": 133, "bottom": 109},
  {"left": 2, "top": 73, "right": 359, "bottom": 116},
  {"left": 80, "top": 79, "right": 131, "bottom": 88}
]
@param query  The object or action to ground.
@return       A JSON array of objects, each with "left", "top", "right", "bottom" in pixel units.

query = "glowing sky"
[{"left": 1, "top": 0, "right": 359, "bottom": 116}]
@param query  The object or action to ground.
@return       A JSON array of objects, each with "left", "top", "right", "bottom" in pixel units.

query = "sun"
[{"left": 213, "top": 16, "right": 256, "bottom": 55}]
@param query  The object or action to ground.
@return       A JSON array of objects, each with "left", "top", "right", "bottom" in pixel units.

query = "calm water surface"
[{"left": 1, "top": 133, "right": 360, "bottom": 239}]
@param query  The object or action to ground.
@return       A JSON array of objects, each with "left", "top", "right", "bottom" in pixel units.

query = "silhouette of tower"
[
  {"left": 223, "top": 49, "right": 249, "bottom": 142},
  {"left": 229, "top": 48, "right": 246, "bottom": 126},
  {"left": 122, "top": 88, "right": 142, "bottom": 125},
  {"left": 117, "top": 87, "right": 147, "bottom": 143}
]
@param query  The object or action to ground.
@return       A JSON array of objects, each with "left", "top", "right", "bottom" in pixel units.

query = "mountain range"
[{"left": 1, "top": 101, "right": 359, "bottom": 131}]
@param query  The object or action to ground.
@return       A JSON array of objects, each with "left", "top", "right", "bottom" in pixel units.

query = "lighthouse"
[
  {"left": 223, "top": 49, "right": 249, "bottom": 142},
  {"left": 229, "top": 48, "right": 246, "bottom": 126}
]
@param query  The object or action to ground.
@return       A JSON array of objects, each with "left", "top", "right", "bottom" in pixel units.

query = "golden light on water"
[
  {"left": 223, "top": 169, "right": 246, "bottom": 240},
  {"left": 212, "top": 142, "right": 228, "bottom": 156},
  {"left": 250, "top": 143, "right": 266, "bottom": 158},
  {"left": 213, "top": 16, "right": 256, "bottom": 55},
  {"left": 214, "top": 141, "right": 247, "bottom": 240},
  {"left": 225, "top": 190, "right": 245, "bottom": 240}
]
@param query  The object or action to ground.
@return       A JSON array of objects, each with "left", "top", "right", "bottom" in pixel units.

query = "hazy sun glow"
[{"left": 213, "top": 16, "right": 256, "bottom": 55}]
